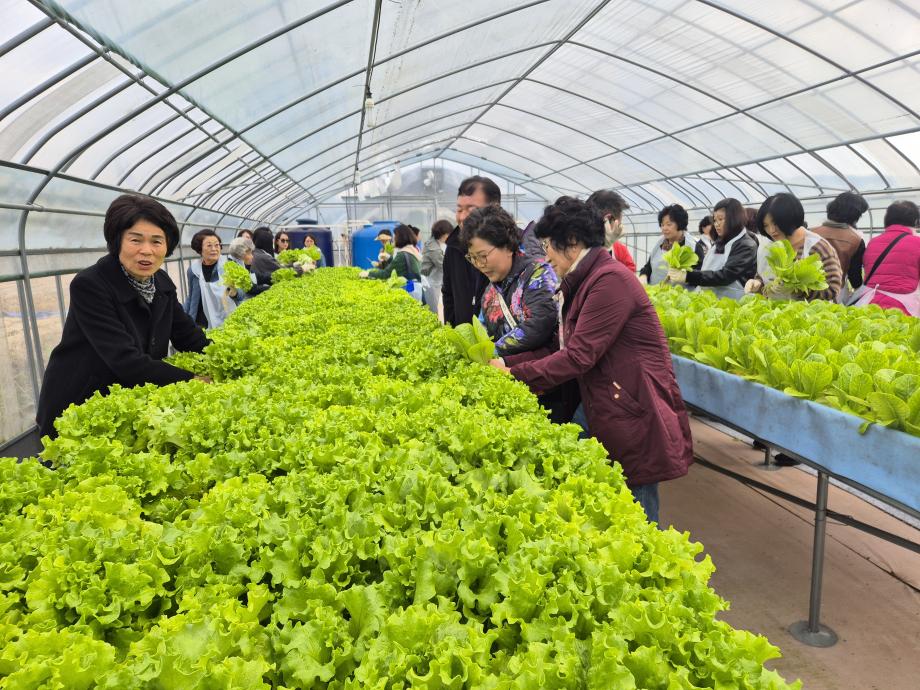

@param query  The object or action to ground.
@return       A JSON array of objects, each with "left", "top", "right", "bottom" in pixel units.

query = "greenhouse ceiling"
[{"left": 2, "top": 0, "right": 920, "bottom": 229}]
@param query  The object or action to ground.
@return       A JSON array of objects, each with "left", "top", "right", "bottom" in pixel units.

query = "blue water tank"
[
  {"left": 288, "top": 227, "right": 334, "bottom": 267},
  {"left": 352, "top": 220, "right": 399, "bottom": 268}
]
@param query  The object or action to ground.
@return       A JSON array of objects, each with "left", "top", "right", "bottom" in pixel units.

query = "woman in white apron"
[
  {"left": 667, "top": 198, "right": 757, "bottom": 299},
  {"left": 743, "top": 194, "right": 843, "bottom": 302},
  {"left": 182, "top": 229, "right": 236, "bottom": 329},
  {"left": 639, "top": 204, "right": 705, "bottom": 285}
]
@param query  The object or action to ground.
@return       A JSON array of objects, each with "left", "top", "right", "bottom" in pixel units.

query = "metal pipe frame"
[
  {"left": 29, "top": 0, "right": 339, "bottom": 201},
  {"left": 124, "top": 1, "right": 558, "bottom": 200}
]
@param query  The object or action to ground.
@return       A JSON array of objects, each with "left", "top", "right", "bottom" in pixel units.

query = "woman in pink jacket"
[
  {"left": 859, "top": 201, "right": 920, "bottom": 317},
  {"left": 490, "top": 197, "right": 693, "bottom": 524}
]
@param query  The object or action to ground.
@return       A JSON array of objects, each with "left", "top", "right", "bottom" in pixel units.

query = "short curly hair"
[
  {"left": 190, "top": 228, "right": 220, "bottom": 255},
  {"left": 103, "top": 194, "right": 181, "bottom": 256},
  {"left": 459, "top": 205, "right": 521, "bottom": 251},
  {"left": 657, "top": 204, "right": 689, "bottom": 231},
  {"left": 534, "top": 197, "right": 605, "bottom": 250}
]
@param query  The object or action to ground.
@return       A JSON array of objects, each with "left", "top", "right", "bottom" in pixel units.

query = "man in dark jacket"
[
  {"left": 36, "top": 195, "right": 209, "bottom": 439},
  {"left": 441, "top": 176, "right": 499, "bottom": 326}
]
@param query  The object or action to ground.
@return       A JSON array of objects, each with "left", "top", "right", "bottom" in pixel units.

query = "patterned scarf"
[{"left": 120, "top": 264, "right": 156, "bottom": 303}]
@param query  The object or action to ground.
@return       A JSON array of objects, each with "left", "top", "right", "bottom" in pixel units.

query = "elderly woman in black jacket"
[{"left": 36, "top": 194, "right": 209, "bottom": 439}]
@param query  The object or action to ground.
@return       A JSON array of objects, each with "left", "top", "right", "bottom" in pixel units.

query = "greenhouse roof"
[{"left": 1, "top": 0, "right": 919, "bottom": 232}]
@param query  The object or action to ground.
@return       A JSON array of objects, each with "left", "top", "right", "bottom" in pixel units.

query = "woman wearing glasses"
[
  {"left": 274, "top": 230, "right": 291, "bottom": 255},
  {"left": 461, "top": 206, "right": 558, "bottom": 357},
  {"left": 491, "top": 197, "right": 692, "bottom": 524},
  {"left": 182, "top": 228, "right": 236, "bottom": 329}
]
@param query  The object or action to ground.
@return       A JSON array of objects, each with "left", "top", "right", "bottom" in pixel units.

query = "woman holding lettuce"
[
  {"left": 639, "top": 204, "right": 705, "bottom": 285},
  {"left": 744, "top": 193, "right": 843, "bottom": 302},
  {"left": 666, "top": 198, "right": 757, "bottom": 299},
  {"left": 490, "top": 197, "right": 693, "bottom": 524}
]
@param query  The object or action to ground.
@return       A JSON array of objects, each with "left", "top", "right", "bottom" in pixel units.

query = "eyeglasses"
[
  {"left": 278, "top": 238, "right": 289, "bottom": 244},
  {"left": 202, "top": 242, "right": 222, "bottom": 250},
  {"left": 465, "top": 246, "right": 498, "bottom": 267},
  {"left": 540, "top": 239, "right": 551, "bottom": 253}
]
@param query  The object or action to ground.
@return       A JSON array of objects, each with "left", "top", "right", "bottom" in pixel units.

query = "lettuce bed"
[
  {"left": 648, "top": 285, "right": 920, "bottom": 437},
  {"left": 1, "top": 269, "right": 800, "bottom": 688}
]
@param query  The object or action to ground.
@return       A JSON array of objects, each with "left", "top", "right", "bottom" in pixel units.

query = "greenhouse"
[{"left": 1, "top": 0, "right": 919, "bottom": 688}]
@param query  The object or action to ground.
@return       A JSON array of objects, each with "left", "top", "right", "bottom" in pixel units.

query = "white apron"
[
  {"left": 696, "top": 232, "right": 746, "bottom": 300},
  {"left": 650, "top": 236, "right": 700, "bottom": 285},
  {"left": 190, "top": 256, "right": 235, "bottom": 328},
  {"left": 852, "top": 281, "right": 920, "bottom": 316}
]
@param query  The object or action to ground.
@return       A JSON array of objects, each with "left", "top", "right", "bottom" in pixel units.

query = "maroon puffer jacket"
[{"left": 505, "top": 247, "right": 693, "bottom": 487}]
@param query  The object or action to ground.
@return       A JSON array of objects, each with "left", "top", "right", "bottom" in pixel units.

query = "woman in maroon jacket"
[{"left": 491, "top": 197, "right": 693, "bottom": 523}]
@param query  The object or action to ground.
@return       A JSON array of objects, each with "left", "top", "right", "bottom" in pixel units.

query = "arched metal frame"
[{"left": 1, "top": 0, "right": 918, "bottom": 409}]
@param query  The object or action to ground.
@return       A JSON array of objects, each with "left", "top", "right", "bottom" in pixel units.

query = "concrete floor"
[{"left": 661, "top": 419, "right": 920, "bottom": 690}]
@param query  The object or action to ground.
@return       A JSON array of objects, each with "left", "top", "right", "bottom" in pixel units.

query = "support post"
[
  {"left": 789, "top": 470, "right": 838, "bottom": 647},
  {"left": 54, "top": 274, "right": 66, "bottom": 328}
]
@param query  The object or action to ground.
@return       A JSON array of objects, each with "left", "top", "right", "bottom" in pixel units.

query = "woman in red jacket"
[{"left": 491, "top": 197, "right": 693, "bottom": 524}]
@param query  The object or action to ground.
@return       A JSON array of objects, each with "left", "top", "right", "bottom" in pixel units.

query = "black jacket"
[
  {"left": 685, "top": 232, "right": 758, "bottom": 288},
  {"left": 250, "top": 248, "right": 280, "bottom": 285},
  {"left": 36, "top": 254, "right": 209, "bottom": 438},
  {"left": 441, "top": 226, "right": 488, "bottom": 326}
]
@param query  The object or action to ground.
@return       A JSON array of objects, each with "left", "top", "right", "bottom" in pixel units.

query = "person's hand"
[
  {"left": 637, "top": 274, "right": 648, "bottom": 286},
  {"left": 744, "top": 278, "right": 762, "bottom": 294},
  {"left": 764, "top": 280, "right": 794, "bottom": 301},
  {"left": 359, "top": 270, "right": 370, "bottom": 278},
  {"left": 225, "top": 287, "right": 238, "bottom": 298},
  {"left": 666, "top": 268, "right": 687, "bottom": 284},
  {"left": 194, "top": 375, "right": 212, "bottom": 383},
  {"left": 489, "top": 358, "right": 510, "bottom": 373}
]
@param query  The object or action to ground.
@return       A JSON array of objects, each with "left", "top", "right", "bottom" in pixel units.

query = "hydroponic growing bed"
[{"left": 1, "top": 269, "right": 799, "bottom": 688}]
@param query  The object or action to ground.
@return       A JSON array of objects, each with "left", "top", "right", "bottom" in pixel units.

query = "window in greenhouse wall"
[
  {"left": 0, "top": 279, "right": 37, "bottom": 443},
  {"left": 35, "top": 175, "right": 120, "bottom": 215},
  {"left": 25, "top": 209, "right": 105, "bottom": 255},
  {"left": 0, "top": 162, "right": 44, "bottom": 204}
]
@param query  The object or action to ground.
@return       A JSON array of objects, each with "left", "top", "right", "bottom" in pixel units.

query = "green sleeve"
[{"left": 368, "top": 252, "right": 402, "bottom": 279}]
